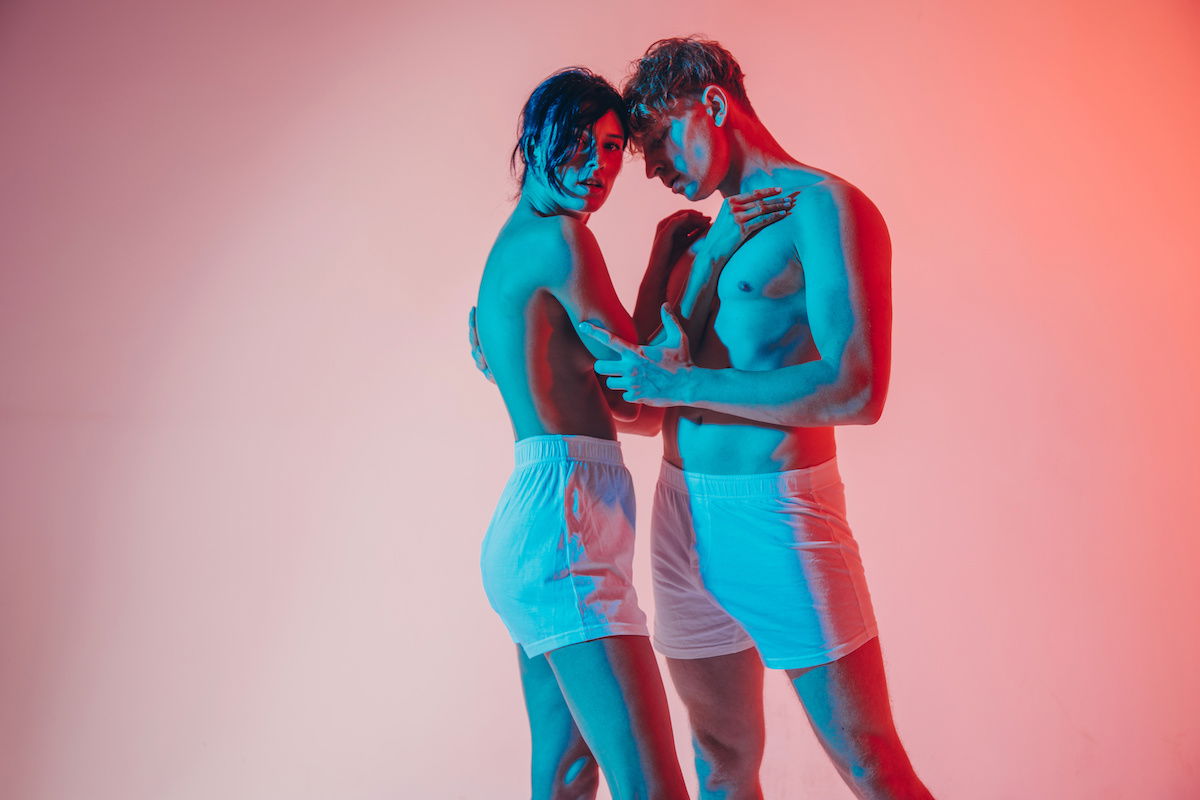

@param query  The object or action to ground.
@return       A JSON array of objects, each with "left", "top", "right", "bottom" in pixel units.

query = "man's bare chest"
[
  {"left": 693, "top": 226, "right": 812, "bottom": 365},
  {"left": 717, "top": 225, "right": 806, "bottom": 302}
]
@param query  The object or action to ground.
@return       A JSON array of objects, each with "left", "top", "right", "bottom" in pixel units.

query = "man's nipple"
[{"left": 737, "top": 280, "right": 752, "bottom": 292}]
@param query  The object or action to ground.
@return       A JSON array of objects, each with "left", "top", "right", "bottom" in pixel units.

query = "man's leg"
[
  {"left": 545, "top": 635, "right": 689, "bottom": 800},
  {"left": 786, "top": 638, "right": 933, "bottom": 800},
  {"left": 665, "top": 648, "right": 766, "bottom": 800},
  {"left": 517, "top": 645, "right": 599, "bottom": 800}
]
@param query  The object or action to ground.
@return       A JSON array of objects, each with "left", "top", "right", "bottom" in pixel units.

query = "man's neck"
[{"left": 717, "top": 118, "right": 802, "bottom": 197}]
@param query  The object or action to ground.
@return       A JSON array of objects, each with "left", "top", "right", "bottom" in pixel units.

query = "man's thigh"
[
  {"left": 666, "top": 648, "right": 765, "bottom": 750},
  {"left": 785, "top": 637, "right": 903, "bottom": 766}
]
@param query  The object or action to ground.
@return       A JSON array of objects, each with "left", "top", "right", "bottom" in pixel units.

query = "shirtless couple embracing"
[{"left": 470, "top": 36, "right": 934, "bottom": 800}]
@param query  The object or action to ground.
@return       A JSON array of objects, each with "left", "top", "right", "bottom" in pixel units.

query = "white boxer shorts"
[
  {"left": 480, "top": 435, "right": 649, "bottom": 657},
  {"left": 651, "top": 457, "right": 878, "bottom": 669}
]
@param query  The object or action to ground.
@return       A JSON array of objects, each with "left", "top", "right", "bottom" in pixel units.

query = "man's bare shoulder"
[
  {"left": 784, "top": 176, "right": 889, "bottom": 283},
  {"left": 790, "top": 176, "right": 883, "bottom": 230}
]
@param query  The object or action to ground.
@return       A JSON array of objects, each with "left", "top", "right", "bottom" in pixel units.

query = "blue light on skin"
[
  {"left": 523, "top": 110, "right": 626, "bottom": 220},
  {"left": 563, "top": 755, "right": 589, "bottom": 784},
  {"left": 638, "top": 87, "right": 737, "bottom": 202},
  {"left": 478, "top": 94, "right": 691, "bottom": 798}
]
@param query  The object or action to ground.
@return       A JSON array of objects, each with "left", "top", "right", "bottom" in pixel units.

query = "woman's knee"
[{"left": 532, "top": 746, "right": 599, "bottom": 800}]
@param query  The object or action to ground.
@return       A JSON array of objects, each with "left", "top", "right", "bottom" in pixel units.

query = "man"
[
  {"left": 575, "top": 37, "right": 935, "bottom": 799},
  {"left": 470, "top": 65, "right": 792, "bottom": 799}
]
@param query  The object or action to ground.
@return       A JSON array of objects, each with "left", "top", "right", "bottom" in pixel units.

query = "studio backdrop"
[{"left": 2, "top": 1, "right": 1198, "bottom": 798}]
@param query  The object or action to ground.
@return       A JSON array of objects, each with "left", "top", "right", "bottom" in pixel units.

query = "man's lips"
[{"left": 579, "top": 178, "right": 605, "bottom": 190}]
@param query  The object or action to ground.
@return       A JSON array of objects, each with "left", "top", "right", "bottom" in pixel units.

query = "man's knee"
[
  {"left": 692, "top": 725, "right": 763, "bottom": 790},
  {"left": 837, "top": 731, "right": 921, "bottom": 799}
]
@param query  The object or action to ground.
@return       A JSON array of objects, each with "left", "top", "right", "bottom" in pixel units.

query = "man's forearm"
[{"left": 678, "top": 358, "right": 881, "bottom": 427}]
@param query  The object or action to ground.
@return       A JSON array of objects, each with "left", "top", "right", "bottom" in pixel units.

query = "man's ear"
[{"left": 699, "top": 85, "right": 728, "bottom": 127}]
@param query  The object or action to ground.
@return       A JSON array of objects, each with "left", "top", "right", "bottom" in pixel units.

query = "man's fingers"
[
  {"left": 577, "top": 321, "right": 638, "bottom": 355},
  {"left": 593, "top": 359, "right": 627, "bottom": 377},
  {"left": 659, "top": 304, "right": 684, "bottom": 347},
  {"left": 604, "top": 376, "right": 633, "bottom": 393}
]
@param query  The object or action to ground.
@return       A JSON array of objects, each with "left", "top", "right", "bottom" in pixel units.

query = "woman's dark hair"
[{"left": 511, "top": 67, "right": 629, "bottom": 194}]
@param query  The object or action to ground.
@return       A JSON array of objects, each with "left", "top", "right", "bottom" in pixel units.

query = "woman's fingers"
[
  {"left": 745, "top": 209, "right": 793, "bottom": 232},
  {"left": 734, "top": 204, "right": 793, "bottom": 226},
  {"left": 729, "top": 186, "right": 782, "bottom": 210}
]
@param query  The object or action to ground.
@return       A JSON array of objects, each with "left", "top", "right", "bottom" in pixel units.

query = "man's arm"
[
  {"left": 585, "top": 183, "right": 892, "bottom": 427},
  {"left": 545, "top": 217, "right": 666, "bottom": 431}
]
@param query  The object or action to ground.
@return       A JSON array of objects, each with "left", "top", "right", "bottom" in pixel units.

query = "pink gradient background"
[{"left": 2, "top": 1, "right": 1198, "bottom": 798}]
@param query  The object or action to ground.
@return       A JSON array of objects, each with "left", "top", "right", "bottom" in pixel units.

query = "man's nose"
[{"left": 644, "top": 156, "right": 661, "bottom": 180}]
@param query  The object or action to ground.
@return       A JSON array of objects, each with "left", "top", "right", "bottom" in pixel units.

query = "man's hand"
[
  {"left": 578, "top": 304, "right": 696, "bottom": 406},
  {"left": 467, "top": 306, "right": 495, "bottom": 384}
]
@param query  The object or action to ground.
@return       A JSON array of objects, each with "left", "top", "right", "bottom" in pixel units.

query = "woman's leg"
[
  {"left": 545, "top": 635, "right": 690, "bottom": 800},
  {"left": 518, "top": 645, "right": 600, "bottom": 800}
]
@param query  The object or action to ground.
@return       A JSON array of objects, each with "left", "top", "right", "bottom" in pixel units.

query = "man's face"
[
  {"left": 555, "top": 109, "right": 626, "bottom": 214},
  {"left": 638, "top": 98, "right": 728, "bottom": 201}
]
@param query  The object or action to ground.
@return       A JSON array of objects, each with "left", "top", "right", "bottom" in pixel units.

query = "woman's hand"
[
  {"left": 702, "top": 186, "right": 796, "bottom": 262},
  {"left": 467, "top": 306, "right": 495, "bottom": 384},
  {"left": 648, "top": 209, "right": 711, "bottom": 271}
]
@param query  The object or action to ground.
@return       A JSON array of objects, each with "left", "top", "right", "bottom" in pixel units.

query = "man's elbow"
[
  {"left": 849, "top": 380, "right": 886, "bottom": 425},
  {"left": 853, "top": 401, "right": 883, "bottom": 426},
  {"left": 831, "top": 371, "right": 885, "bottom": 426}
]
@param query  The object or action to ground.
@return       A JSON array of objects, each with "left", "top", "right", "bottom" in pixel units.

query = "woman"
[{"left": 473, "top": 67, "right": 791, "bottom": 799}]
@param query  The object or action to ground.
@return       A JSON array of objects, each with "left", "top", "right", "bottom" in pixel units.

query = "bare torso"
[
  {"left": 664, "top": 168, "right": 841, "bottom": 473},
  {"left": 476, "top": 211, "right": 616, "bottom": 442}
]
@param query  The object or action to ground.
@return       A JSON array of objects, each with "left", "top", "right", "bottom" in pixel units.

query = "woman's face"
[{"left": 550, "top": 109, "right": 626, "bottom": 214}]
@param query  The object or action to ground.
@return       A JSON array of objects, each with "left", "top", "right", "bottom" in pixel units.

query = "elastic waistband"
[
  {"left": 514, "top": 435, "right": 624, "bottom": 468},
  {"left": 657, "top": 457, "right": 841, "bottom": 497}
]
